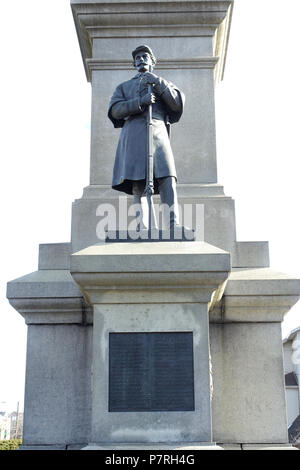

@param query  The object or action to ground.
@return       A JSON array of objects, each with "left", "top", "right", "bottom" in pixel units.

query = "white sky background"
[{"left": 0, "top": 0, "right": 299, "bottom": 412}]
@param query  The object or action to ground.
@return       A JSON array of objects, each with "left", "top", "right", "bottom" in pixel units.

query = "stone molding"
[
  {"left": 72, "top": 270, "right": 228, "bottom": 305},
  {"left": 6, "top": 269, "right": 87, "bottom": 324},
  {"left": 86, "top": 25, "right": 218, "bottom": 38},
  {"left": 8, "top": 297, "right": 87, "bottom": 325},
  {"left": 210, "top": 267, "right": 300, "bottom": 323},
  {"left": 80, "top": 183, "right": 227, "bottom": 199},
  {"left": 71, "top": 0, "right": 233, "bottom": 34},
  {"left": 71, "top": 0, "right": 233, "bottom": 81},
  {"left": 7, "top": 265, "right": 300, "bottom": 324},
  {"left": 86, "top": 57, "right": 219, "bottom": 81},
  {"left": 71, "top": 241, "right": 230, "bottom": 272},
  {"left": 70, "top": 241, "right": 230, "bottom": 306},
  {"left": 6, "top": 270, "right": 81, "bottom": 298}
]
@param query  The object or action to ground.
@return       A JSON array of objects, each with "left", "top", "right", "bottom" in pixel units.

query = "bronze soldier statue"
[{"left": 108, "top": 45, "right": 184, "bottom": 229}]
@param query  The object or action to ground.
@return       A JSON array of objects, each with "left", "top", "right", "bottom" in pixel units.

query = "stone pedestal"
[
  {"left": 6, "top": 0, "right": 300, "bottom": 450},
  {"left": 70, "top": 241, "right": 230, "bottom": 446}
]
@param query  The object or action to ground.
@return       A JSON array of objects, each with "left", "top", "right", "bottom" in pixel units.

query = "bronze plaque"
[{"left": 109, "top": 332, "right": 194, "bottom": 412}]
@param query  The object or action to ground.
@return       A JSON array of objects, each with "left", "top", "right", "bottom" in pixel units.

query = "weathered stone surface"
[
  {"left": 38, "top": 243, "right": 72, "bottom": 270},
  {"left": 71, "top": 240, "right": 230, "bottom": 272},
  {"left": 226, "top": 268, "right": 300, "bottom": 296},
  {"left": 232, "top": 241, "right": 270, "bottom": 268},
  {"left": 210, "top": 322, "right": 289, "bottom": 444},
  {"left": 22, "top": 324, "right": 92, "bottom": 446}
]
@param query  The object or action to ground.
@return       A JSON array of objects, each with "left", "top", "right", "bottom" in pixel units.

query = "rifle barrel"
[{"left": 146, "top": 73, "right": 154, "bottom": 231}]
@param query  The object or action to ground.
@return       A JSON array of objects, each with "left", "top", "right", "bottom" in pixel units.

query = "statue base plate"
[{"left": 105, "top": 228, "right": 195, "bottom": 243}]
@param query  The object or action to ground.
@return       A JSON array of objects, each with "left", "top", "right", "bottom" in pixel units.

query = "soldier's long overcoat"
[{"left": 108, "top": 73, "right": 184, "bottom": 195}]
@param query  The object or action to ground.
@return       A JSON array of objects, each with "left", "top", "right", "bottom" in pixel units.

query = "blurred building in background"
[{"left": 283, "top": 326, "right": 300, "bottom": 446}]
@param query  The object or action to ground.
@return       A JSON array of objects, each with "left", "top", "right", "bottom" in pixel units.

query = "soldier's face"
[{"left": 134, "top": 52, "right": 153, "bottom": 72}]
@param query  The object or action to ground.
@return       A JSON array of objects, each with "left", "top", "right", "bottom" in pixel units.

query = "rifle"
[{"left": 145, "top": 65, "right": 154, "bottom": 232}]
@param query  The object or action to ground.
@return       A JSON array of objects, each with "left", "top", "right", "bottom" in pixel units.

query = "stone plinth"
[
  {"left": 70, "top": 241, "right": 230, "bottom": 445},
  {"left": 6, "top": 243, "right": 300, "bottom": 449},
  {"left": 6, "top": 251, "right": 93, "bottom": 447},
  {"left": 210, "top": 267, "right": 300, "bottom": 445}
]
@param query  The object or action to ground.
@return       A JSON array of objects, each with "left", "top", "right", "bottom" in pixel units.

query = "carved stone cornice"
[
  {"left": 8, "top": 297, "right": 87, "bottom": 324},
  {"left": 210, "top": 267, "right": 300, "bottom": 323},
  {"left": 71, "top": 0, "right": 233, "bottom": 82},
  {"left": 70, "top": 241, "right": 230, "bottom": 306},
  {"left": 6, "top": 269, "right": 92, "bottom": 324}
]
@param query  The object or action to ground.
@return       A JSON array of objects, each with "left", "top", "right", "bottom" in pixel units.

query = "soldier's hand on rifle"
[
  {"left": 142, "top": 72, "right": 160, "bottom": 85},
  {"left": 140, "top": 92, "right": 156, "bottom": 106}
]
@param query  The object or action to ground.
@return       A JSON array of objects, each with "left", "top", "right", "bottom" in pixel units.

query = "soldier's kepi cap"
[{"left": 132, "top": 45, "right": 156, "bottom": 64}]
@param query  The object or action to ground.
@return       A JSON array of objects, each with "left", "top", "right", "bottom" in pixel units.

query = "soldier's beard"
[{"left": 137, "top": 63, "right": 150, "bottom": 73}]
